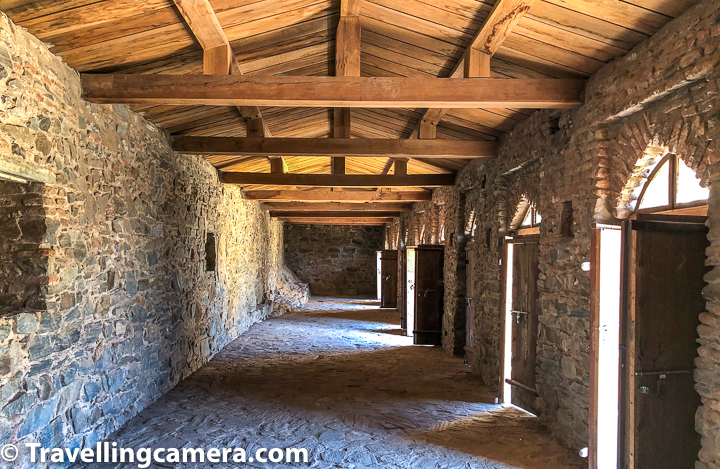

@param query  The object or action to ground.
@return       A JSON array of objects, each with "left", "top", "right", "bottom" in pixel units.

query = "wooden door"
[
  {"left": 381, "top": 250, "right": 398, "bottom": 308},
  {"left": 621, "top": 216, "right": 708, "bottom": 469},
  {"left": 510, "top": 240, "right": 540, "bottom": 413},
  {"left": 414, "top": 246, "right": 445, "bottom": 345},
  {"left": 465, "top": 242, "right": 476, "bottom": 363}
]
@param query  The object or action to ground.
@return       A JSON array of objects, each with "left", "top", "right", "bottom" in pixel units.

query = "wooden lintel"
[
  {"left": 81, "top": 75, "right": 586, "bottom": 109},
  {"left": 262, "top": 202, "right": 412, "bottom": 211},
  {"left": 243, "top": 190, "right": 432, "bottom": 202},
  {"left": 174, "top": 136, "right": 498, "bottom": 158},
  {"left": 270, "top": 211, "right": 402, "bottom": 218},
  {"left": 221, "top": 172, "right": 456, "bottom": 187}
]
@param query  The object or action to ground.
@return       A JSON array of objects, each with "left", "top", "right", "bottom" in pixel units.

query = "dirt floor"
[{"left": 74, "top": 298, "right": 585, "bottom": 469}]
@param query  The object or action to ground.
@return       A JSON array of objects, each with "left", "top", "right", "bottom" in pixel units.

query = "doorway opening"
[
  {"left": 405, "top": 247, "right": 416, "bottom": 338},
  {"left": 377, "top": 251, "right": 382, "bottom": 301},
  {"left": 501, "top": 200, "right": 541, "bottom": 413},
  {"left": 591, "top": 154, "right": 709, "bottom": 469}
]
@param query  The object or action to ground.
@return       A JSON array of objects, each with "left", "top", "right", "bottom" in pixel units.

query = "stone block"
[{"left": 16, "top": 394, "right": 59, "bottom": 438}]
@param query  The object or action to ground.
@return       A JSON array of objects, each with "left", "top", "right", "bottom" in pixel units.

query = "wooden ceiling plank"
[
  {"left": 221, "top": 172, "right": 456, "bottom": 187},
  {"left": 541, "top": 0, "right": 671, "bottom": 36},
  {"left": 81, "top": 75, "right": 586, "bottom": 109},
  {"left": 173, "top": 136, "right": 498, "bottom": 158},
  {"left": 523, "top": 3, "right": 648, "bottom": 51}
]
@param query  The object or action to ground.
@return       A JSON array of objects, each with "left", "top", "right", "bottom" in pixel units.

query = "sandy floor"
[{"left": 74, "top": 298, "right": 585, "bottom": 469}]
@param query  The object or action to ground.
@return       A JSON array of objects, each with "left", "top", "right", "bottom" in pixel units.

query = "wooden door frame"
[
  {"left": 499, "top": 234, "right": 540, "bottom": 404},
  {"left": 588, "top": 222, "right": 624, "bottom": 469}
]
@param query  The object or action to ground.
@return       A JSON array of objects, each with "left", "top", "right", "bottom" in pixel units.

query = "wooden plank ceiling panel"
[{"left": 3, "top": 0, "right": 701, "bottom": 208}]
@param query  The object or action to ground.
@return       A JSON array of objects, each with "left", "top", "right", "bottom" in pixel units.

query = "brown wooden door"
[
  {"left": 414, "top": 246, "right": 445, "bottom": 345},
  {"left": 510, "top": 240, "right": 540, "bottom": 413},
  {"left": 381, "top": 250, "right": 398, "bottom": 308},
  {"left": 621, "top": 217, "right": 708, "bottom": 469}
]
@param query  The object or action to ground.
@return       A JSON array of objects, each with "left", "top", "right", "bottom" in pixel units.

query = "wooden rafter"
[
  {"left": 243, "top": 190, "right": 432, "bottom": 202},
  {"left": 410, "top": 0, "right": 537, "bottom": 138},
  {"left": 171, "top": 0, "right": 286, "bottom": 172},
  {"left": 173, "top": 137, "right": 498, "bottom": 158},
  {"left": 220, "top": 172, "right": 456, "bottom": 187},
  {"left": 81, "top": 75, "right": 586, "bottom": 109},
  {"left": 333, "top": 0, "right": 361, "bottom": 175}
]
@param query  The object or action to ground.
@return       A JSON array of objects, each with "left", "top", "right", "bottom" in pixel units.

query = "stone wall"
[
  {"left": 0, "top": 12, "right": 305, "bottom": 467},
  {"left": 284, "top": 224, "right": 383, "bottom": 297},
  {"left": 385, "top": 0, "right": 720, "bottom": 461}
]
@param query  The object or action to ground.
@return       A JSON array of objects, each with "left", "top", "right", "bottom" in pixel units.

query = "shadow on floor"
[{"left": 75, "top": 301, "right": 584, "bottom": 469}]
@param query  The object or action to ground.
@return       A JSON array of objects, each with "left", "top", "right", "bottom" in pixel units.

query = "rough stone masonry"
[
  {"left": 284, "top": 224, "right": 383, "bottom": 297},
  {"left": 0, "top": 11, "right": 306, "bottom": 466}
]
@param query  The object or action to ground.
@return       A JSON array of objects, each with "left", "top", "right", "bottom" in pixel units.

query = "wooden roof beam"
[
  {"left": 243, "top": 190, "right": 432, "bottom": 202},
  {"left": 173, "top": 137, "right": 498, "bottom": 158},
  {"left": 171, "top": 0, "right": 285, "bottom": 172},
  {"left": 262, "top": 202, "right": 413, "bottom": 211},
  {"left": 279, "top": 218, "right": 392, "bottom": 225},
  {"left": 220, "top": 172, "right": 456, "bottom": 187},
  {"left": 410, "top": 0, "right": 537, "bottom": 138},
  {"left": 270, "top": 211, "right": 402, "bottom": 218},
  {"left": 81, "top": 75, "right": 585, "bottom": 108}
]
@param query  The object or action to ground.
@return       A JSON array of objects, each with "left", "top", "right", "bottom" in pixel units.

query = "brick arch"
[{"left": 593, "top": 100, "right": 718, "bottom": 222}]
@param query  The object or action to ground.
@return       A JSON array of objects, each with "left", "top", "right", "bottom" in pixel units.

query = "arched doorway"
[{"left": 591, "top": 154, "right": 709, "bottom": 469}]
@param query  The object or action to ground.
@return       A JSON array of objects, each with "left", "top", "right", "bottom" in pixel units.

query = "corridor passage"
[{"left": 76, "top": 299, "right": 583, "bottom": 469}]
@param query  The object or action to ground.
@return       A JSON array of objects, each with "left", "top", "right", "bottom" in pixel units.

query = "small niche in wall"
[
  {"left": 485, "top": 228, "right": 492, "bottom": 248},
  {"left": 205, "top": 232, "right": 216, "bottom": 272},
  {"left": 560, "top": 201, "right": 574, "bottom": 238}
]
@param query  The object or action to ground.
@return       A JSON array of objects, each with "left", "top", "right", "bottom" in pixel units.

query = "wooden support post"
[
  {"left": 203, "top": 44, "right": 232, "bottom": 75},
  {"left": 465, "top": 48, "right": 491, "bottom": 78},
  {"left": 418, "top": 121, "right": 437, "bottom": 140},
  {"left": 269, "top": 157, "right": 285, "bottom": 174},
  {"left": 394, "top": 158, "right": 408, "bottom": 176},
  {"left": 333, "top": 3, "right": 361, "bottom": 175}
]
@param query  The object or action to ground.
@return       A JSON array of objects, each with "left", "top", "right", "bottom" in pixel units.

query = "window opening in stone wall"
[
  {"left": 511, "top": 197, "right": 541, "bottom": 236},
  {"left": 0, "top": 181, "right": 49, "bottom": 317},
  {"left": 205, "top": 232, "right": 216, "bottom": 272},
  {"left": 635, "top": 155, "right": 708, "bottom": 215},
  {"left": 560, "top": 201, "right": 574, "bottom": 238}
]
